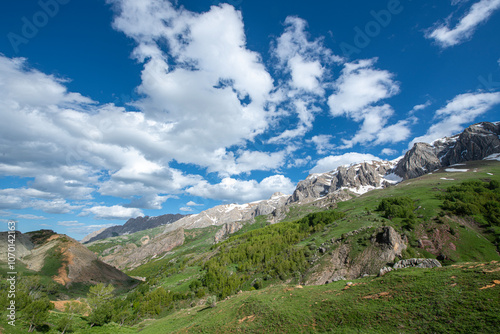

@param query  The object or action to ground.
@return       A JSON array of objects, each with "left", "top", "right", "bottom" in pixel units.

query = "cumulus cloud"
[
  {"left": 268, "top": 16, "right": 342, "bottom": 143},
  {"left": 328, "top": 58, "right": 400, "bottom": 118},
  {"left": 80, "top": 205, "right": 144, "bottom": 220},
  {"left": 179, "top": 207, "right": 193, "bottom": 212},
  {"left": 186, "top": 201, "right": 204, "bottom": 206},
  {"left": 426, "top": 0, "right": 500, "bottom": 48},
  {"left": 310, "top": 152, "right": 381, "bottom": 174},
  {"left": 187, "top": 175, "right": 296, "bottom": 203},
  {"left": 327, "top": 59, "right": 409, "bottom": 148},
  {"left": 381, "top": 148, "right": 398, "bottom": 156},
  {"left": 308, "top": 135, "right": 333, "bottom": 154},
  {"left": 410, "top": 91, "right": 500, "bottom": 146}
]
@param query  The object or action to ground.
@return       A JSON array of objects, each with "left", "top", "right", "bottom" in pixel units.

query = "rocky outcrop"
[
  {"left": 393, "top": 258, "right": 442, "bottom": 269},
  {"left": 288, "top": 161, "right": 397, "bottom": 205},
  {"left": 99, "top": 228, "right": 185, "bottom": 271},
  {"left": 214, "top": 221, "right": 244, "bottom": 243},
  {"left": 379, "top": 258, "right": 442, "bottom": 276},
  {"left": 394, "top": 121, "right": 500, "bottom": 179},
  {"left": 393, "top": 142, "right": 442, "bottom": 179},
  {"left": 82, "top": 213, "right": 186, "bottom": 244},
  {"left": 307, "top": 226, "right": 407, "bottom": 284}
]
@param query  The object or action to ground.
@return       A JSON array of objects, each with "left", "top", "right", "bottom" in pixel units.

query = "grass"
[{"left": 140, "top": 260, "right": 500, "bottom": 333}]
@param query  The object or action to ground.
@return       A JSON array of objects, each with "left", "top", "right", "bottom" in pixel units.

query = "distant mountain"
[
  {"left": 0, "top": 229, "right": 135, "bottom": 286},
  {"left": 394, "top": 121, "right": 500, "bottom": 179},
  {"left": 86, "top": 121, "right": 500, "bottom": 271},
  {"left": 163, "top": 192, "right": 290, "bottom": 233},
  {"left": 82, "top": 213, "right": 186, "bottom": 244},
  {"left": 289, "top": 121, "right": 500, "bottom": 205}
]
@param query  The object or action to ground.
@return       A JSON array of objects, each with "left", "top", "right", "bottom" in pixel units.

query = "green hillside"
[{"left": 1, "top": 160, "right": 499, "bottom": 333}]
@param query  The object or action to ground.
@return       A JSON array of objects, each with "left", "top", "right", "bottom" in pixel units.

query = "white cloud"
[
  {"left": 308, "top": 135, "right": 333, "bottom": 154},
  {"left": 310, "top": 152, "right": 381, "bottom": 174},
  {"left": 179, "top": 207, "right": 193, "bottom": 212},
  {"left": 381, "top": 148, "right": 398, "bottom": 156},
  {"left": 57, "top": 221, "right": 85, "bottom": 227},
  {"left": 80, "top": 205, "right": 144, "bottom": 220},
  {"left": 427, "top": 0, "right": 500, "bottom": 48},
  {"left": 287, "top": 156, "right": 312, "bottom": 168},
  {"left": 187, "top": 175, "right": 295, "bottom": 203},
  {"left": 267, "top": 16, "right": 342, "bottom": 143},
  {"left": 410, "top": 91, "right": 500, "bottom": 146},
  {"left": 16, "top": 214, "right": 47, "bottom": 220},
  {"left": 327, "top": 58, "right": 409, "bottom": 148},
  {"left": 186, "top": 201, "right": 203, "bottom": 206},
  {"left": 410, "top": 100, "right": 432, "bottom": 114},
  {"left": 109, "top": 1, "right": 279, "bottom": 176},
  {"left": 328, "top": 58, "right": 400, "bottom": 118}
]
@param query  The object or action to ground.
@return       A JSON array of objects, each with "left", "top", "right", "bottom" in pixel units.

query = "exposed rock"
[
  {"left": 288, "top": 161, "right": 397, "bottom": 205},
  {"left": 394, "top": 121, "right": 500, "bottom": 179},
  {"left": 379, "top": 258, "right": 442, "bottom": 276},
  {"left": 393, "top": 258, "right": 442, "bottom": 269},
  {"left": 393, "top": 143, "right": 442, "bottom": 179},
  {"left": 306, "top": 226, "right": 407, "bottom": 285},
  {"left": 214, "top": 221, "right": 244, "bottom": 243},
  {"left": 99, "top": 228, "right": 185, "bottom": 271},
  {"left": 82, "top": 213, "right": 187, "bottom": 244},
  {"left": 1, "top": 231, "right": 134, "bottom": 286}
]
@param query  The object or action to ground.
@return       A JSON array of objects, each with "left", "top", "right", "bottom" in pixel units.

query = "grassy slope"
[
  {"left": 137, "top": 160, "right": 500, "bottom": 333},
  {"left": 141, "top": 261, "right": 500, "bottom": 334}
]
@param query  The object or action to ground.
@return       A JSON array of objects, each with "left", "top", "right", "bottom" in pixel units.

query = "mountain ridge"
[{"left": 82, "top": 121, "right": 500, "bottom": 250}]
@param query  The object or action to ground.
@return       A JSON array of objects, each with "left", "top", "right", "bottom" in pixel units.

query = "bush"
[
  {"left": 376, "top": 196, "right": 416, "bottom": 219},
  {"left": 206, "top": 295, "right": 217, "bottom": 308}
]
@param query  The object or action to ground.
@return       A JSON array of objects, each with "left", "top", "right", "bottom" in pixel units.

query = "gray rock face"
[
  {"left": 82, "top": 213, "right": 186, "bottom": 244},
  {"left": 214, "top": 221, "right": 244, "bottom": 243},
  {"left": 393, "top": 258, "right": 442, "bottom": 269},
  {"left": 379, "top": 258, "right": 442, "bottom": 276},
  {"left": 307, "top": 226, "right": 407, "bottom": 284},
  {"left": 393, "top": 142, "right": 442, "bottom": 179},
  {"left": 394, "top": 121, "right": 500, "bottom": 179},
  {"left": 288, "top": 161, "right": 395, "bottom": 205}
]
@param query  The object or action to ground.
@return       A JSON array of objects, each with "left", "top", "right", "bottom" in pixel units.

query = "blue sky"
[{"left": 1, "top": 0, "right": 500, "bottom": 240}]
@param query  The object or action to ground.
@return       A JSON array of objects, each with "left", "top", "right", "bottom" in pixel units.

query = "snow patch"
[
  {"left": 384, "top": 173, "right": 403, "bottom": 184},
  {"left": 440, "top": 178, "right": 455, "bottom": 181},
  {"left": 445, "top": 168, "right": 469, "bottom": 172},
  {"left": 484, "top": 153, "right": 500, "bottom": 161},
  {"left": 487, "top": 173, "right": 494, "bottom": 176}
]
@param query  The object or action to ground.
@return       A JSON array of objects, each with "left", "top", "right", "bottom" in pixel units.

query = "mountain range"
[{"left": 83, "top": 121, "right": 500, "bottom": 248}]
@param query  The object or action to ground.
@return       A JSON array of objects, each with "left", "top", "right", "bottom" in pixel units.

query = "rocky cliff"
[
  {"left": 82, "top": 213, "right": 186, "bottom": 244},
  {"left": 288, "top": 160, "right": 400, "bottom": 205}
]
